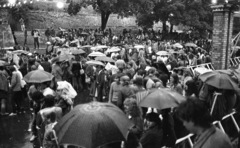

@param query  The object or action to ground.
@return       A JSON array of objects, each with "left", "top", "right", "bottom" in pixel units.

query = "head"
[
  {"left": 170, "top": 73, "right": 179, "bottom": 85},
  {"left": 120, "top": 75, "right": 130, "bottom": 86},
  {"left": 145, "top": 112, "right": 162, "bottom": 129},
  {"left": 31, "top": 91, "right": 44, "bottom": 103},
  {"left": 46, "top": 112, "right": 56, "bottom": 124},
  {"left": 43, "top": 95, "right": 55, "bottom": 108},
  {"left": 185, "top": 80, "right": 198, "bottom": 97},
  {"left": 176, "top": 99, "right": 212, "bottom": 134},
  {"left": 123, "top": 98, "right": 142, "bottom": 118}
]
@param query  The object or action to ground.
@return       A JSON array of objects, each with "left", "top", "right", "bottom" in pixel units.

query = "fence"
[
  {"left": 187, "top": 63, "right": 215, "bottom": 76},
  {"left": 175, "top": 111, "right": 240, "bottom": 147},
  {"left": 230, "top": 57, "right": 240, "bottom": 67}
]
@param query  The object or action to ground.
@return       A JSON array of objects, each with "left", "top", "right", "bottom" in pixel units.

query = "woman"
[
  {"left": 170, "top": 73, "right": 183, "bottom": 95},
  {"left": 140, "top": 112, "right": 163, "bottom": 148},
  {"left": 124, "top": 98, "right": 144, "bottom": 138},
  {"left": 108, "top": 74, "right": 122, "bottom": 106},
  {"left": 185, "top": 80, "right": 198, "bottom": 98}
]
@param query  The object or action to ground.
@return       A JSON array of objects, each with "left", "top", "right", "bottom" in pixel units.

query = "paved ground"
[{"left": 0, "top": 89, "right": 93, "bottom": 148}]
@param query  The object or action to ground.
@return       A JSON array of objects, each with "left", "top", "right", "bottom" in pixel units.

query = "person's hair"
[
  {"left": 32, "top": 91, "right": 44, "bottom": 102},
  {"left": 46, "top": 111, "right": 56, "bottom": 123},
  {"left": 185, "top": 80, "right": 198, "bottom": 97},
  {"left": 146, "top": 112, "right": 162, "bottom": 128},
  {"left": 176, "top": 99, "right": 212, "bottom": 128},
  {"left": 137, "top": 69, "right": 146, "bottom": 77},
  {"left": 125, "top": 132, "right": 141, "bottom": 148},
  {"left": 133, "top": 77, "right": 143, "bottom": 87},
  {"left": 171, "top": 73, "right": 179, "bottom": 85},
  {"left": 123, "top": 98, "right": 142, "bottom": 118},
  {"left": 44, "top": 57, "right": 48, "bottom": 61},
  {"left": 44, "top": 95, "right": 55, "bottom": 108}
]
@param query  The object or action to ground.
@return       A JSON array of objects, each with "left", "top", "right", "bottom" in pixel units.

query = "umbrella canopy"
[
  {"left": 71, "top": 49, "right": 85, "bottom": 55},
  {"left": 0, "top": 60, "right": 9, "bottom": 66},
  {"left": 12, "top": 50, "right": 29, "bottom": 55},
  {"left": 23, "top": 70, "right": 54, "bottom": 83},
  {"left": 54, "top": 102, "right": 134, "bottom": 148},
  {"left": 134, "top": 45, "right": 145, "bottom": 49},
  {"left": 88, "top": 51, "right": 106, "bottom": 57},
  {"left": 86, "top": 60, "right": 105, "bottom": 66},
  {"left": 172, "top": 43, "right": 183, "bottom": 48},
  {"left": 106, "top": 47, "right": 121, "bottom": 53},
  {"left": 139, "top": 88, "right": 186, "bottom": 110},
  {"left": 59, "top": 54, "right": 75, "bottom": 61},
  {"left": 185, "top": 43, "right": 197, "bottom": 47},
  {"left": 156, "top": 51, "right": 169, "bottom": 56},
  {"left": 194, "top": 67, "right": 212, "bottom": 75},
  {"left": 80, "top": 32, "right": 89, "bottom": 36},
  {"left": 95, "top": 56, "right": 115, "bottom": 63},
  {"left": 199, "top": 71, "right": 239, "bottom": 91},
  {"left": 82, "top": 45, "right": 92, "bottom": 48}
]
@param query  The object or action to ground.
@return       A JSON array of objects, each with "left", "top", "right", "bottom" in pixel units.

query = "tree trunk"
[{"left": 101, "top": 11, "right": 111, "bottom": 31}]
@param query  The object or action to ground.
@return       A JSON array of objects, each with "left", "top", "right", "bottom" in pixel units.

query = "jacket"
[
  {"left": 0, "top": 71, "right": 9, "bottom": 92},
  {"left": 11, "top": 71, "right": 21, "bottom": 91},
  {"left": 140, "top": 126, "right": 163, "bottom": 148},
  {"left": 194, "top": 125, "right": 232, "bottom": 148}
]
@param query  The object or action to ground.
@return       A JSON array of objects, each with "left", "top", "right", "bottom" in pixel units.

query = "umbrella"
[
  {"left": 88, "top": 51, "right": 106, "bottom": 57},
  {"left": 23, "top": 70, "right": 53, "bottom": 83},
  {"left": 194, "top": 67, "right": 212, "bottom": 75},
  {"left": 156, "top": 51, "right": 169, "bottom": 56},
  {"left": 199, "top": 71, "right": 239, "bottom": 91},
  {"left": 185, "top": 43, "right": 197, "bottom": 47},
  {"left": 106, "top": 47, "right": 121, "bottom": 53},
  {"left": 95, "top": 45, "right": 108, "bottom": 49},
  {"left": 86, "top": 60, "right": 105, "bottom": 66},
  {"left": 54, "top": 102, "right": 134, "bottom": 148},
  {"left": 0, "top": 60, "right": 9, "bottom": 66},
  {"left": 95, "top": 56, "right": 115, "bottom": 63},
  {"left": 71, "top": 49, "right": 85, "bottom": 55},
  {"left": 12, "top": 50, "right": 29, "bottom": 55},
  {"left": 59, "top": 54, "right": 75, "bottom": 61},
  {"left": 172, "top": 43, "right": 183, "bottom": 48},
  {"left": 82, "top": 45, "right": 92, "bottom": 48},
  {"left": 139, "top": 88, "right": 186, "bottom": 110},
  {"left": 134, "top": 45, "right": 145, "bottom": 49},
  {"left": 80, "top": 32, "right": 89, "bottom": 36}
]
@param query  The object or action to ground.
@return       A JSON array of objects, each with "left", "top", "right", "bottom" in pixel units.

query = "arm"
[
  {"left": 108, "top": 83, "right": 114, "bottom": 103},
  {"left": 10, "top": 73, "right": 17, "bottom": 89}
]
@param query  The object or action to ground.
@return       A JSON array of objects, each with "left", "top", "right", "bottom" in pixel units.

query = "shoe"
[
  {"left": 30, "top": 135, "right": 37, "bottom": 142},
  {"left": 28, "top": 128, "right": 32, "bottom": 132},
  {"left": 9, "top": 113, "right": 17, "bottom": 116}
]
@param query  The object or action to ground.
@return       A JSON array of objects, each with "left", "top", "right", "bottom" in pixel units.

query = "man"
[
  {"left": 24, "top": 28, "right": 27, "bottom": 46},
  {"left": 33, "top": 29, "right": 40, "bottom": 50},
  {"left": 96, "top": 65, "right": 106, "bottom": 102},
  {"left": 9, "top": 66, "right": 22, "bottom": 116},
  {"left": 176, "top": 99, "right": 232, "bottom": 148},
  {"left": 41, "top": 57, "right": 51, "bottom": 73}
]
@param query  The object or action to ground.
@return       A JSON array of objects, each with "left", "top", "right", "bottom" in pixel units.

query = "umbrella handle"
[
  {"left": 53, "top": 130, "right": 60, "bottom": 148},
  {"left": 210, "top": 93, "right": 221, "bottom": 115}
]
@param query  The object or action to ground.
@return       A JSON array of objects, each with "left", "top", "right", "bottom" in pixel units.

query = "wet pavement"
[{"left": 0, "top": 90, "right": 92, "bottom": 148}]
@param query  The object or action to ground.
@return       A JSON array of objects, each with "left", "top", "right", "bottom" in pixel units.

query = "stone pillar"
[{"left": 211, "top": 4, "right": 234, "bottom": 69}]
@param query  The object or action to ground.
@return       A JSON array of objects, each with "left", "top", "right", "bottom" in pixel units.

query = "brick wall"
[{"left": 211, "top": 4, "right": 234, "bottom": 70}]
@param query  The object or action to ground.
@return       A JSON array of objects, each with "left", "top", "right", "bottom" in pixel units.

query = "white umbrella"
[
  {"left": 88, "top": 52, "right": 106, "bottom": 57},
  {"left": 86, "top": 60, "right": 105, "bottom": 66},
  {"left": 134, "top": 45, "right": 145, "bottom": 49},
  {"left": 172, "top": 43, "right": 183, "bottom": 48},
  {"left": 156, "top": 51, "right": 169, "bottom": 56},
  {"left": 106, "top": 47, "right": 121, "bottom": 53},
  {"left": 194, "top": 67, "right": 212, "bottom": 75}
]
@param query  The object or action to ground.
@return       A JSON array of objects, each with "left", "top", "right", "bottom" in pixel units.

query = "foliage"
[
  {"left": 68, "top": 0, "right": 156, "bottom": 30},
  {"left": 136, "top": 0, "right": 213, "bottom": 34}
]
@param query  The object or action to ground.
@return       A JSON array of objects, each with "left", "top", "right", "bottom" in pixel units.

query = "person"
[
  {"left": 96, "top": 65, "right": 106, "bottom": 102},
  {"left": 24, "top": 28, "right": 27, "bottom": 46},
  {"left": 170, "top": 73, "right": 183, "bottom": 95},
  {"left": 176, "top": 99, "right": 232, "bottom": 148},
  {"left": 0, "top": 66, "right": 9, "bottom": 116},
  {"left": 185, "top": 80, "right": 198, "bottom": 98},
  {"left": 124, "top": 98, "right": 144, "bottom": 139},
  {"left": 108, "top": 74, "right": 122, "bottom": 106},
  {"left": 33, "top": 29, "right": 40, "bottom": 50},
  {"left": 140, "top": 112, "right": 163, "bottom": 148},
  {"left": 9, "top": 66, "right": 23, "bottom": 116},
  {"left": 51, "top": 60, "right": 63, "bottom": 83},
  {"left": 41, "top": 57, "right": 51, "bottom": 73}
]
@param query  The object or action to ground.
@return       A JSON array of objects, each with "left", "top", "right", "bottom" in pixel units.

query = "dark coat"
[{"left": 140, "top": 126, "right": 163, "bottom": 148}]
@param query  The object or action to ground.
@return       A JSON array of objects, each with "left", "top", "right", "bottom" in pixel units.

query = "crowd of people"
[{"left": 0, "top": 27, "right": 238, "bottom": 148}]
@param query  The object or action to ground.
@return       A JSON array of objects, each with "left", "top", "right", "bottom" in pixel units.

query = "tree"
[{"left": 68, "top": 0, "right": 156, "bottom": 31}]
